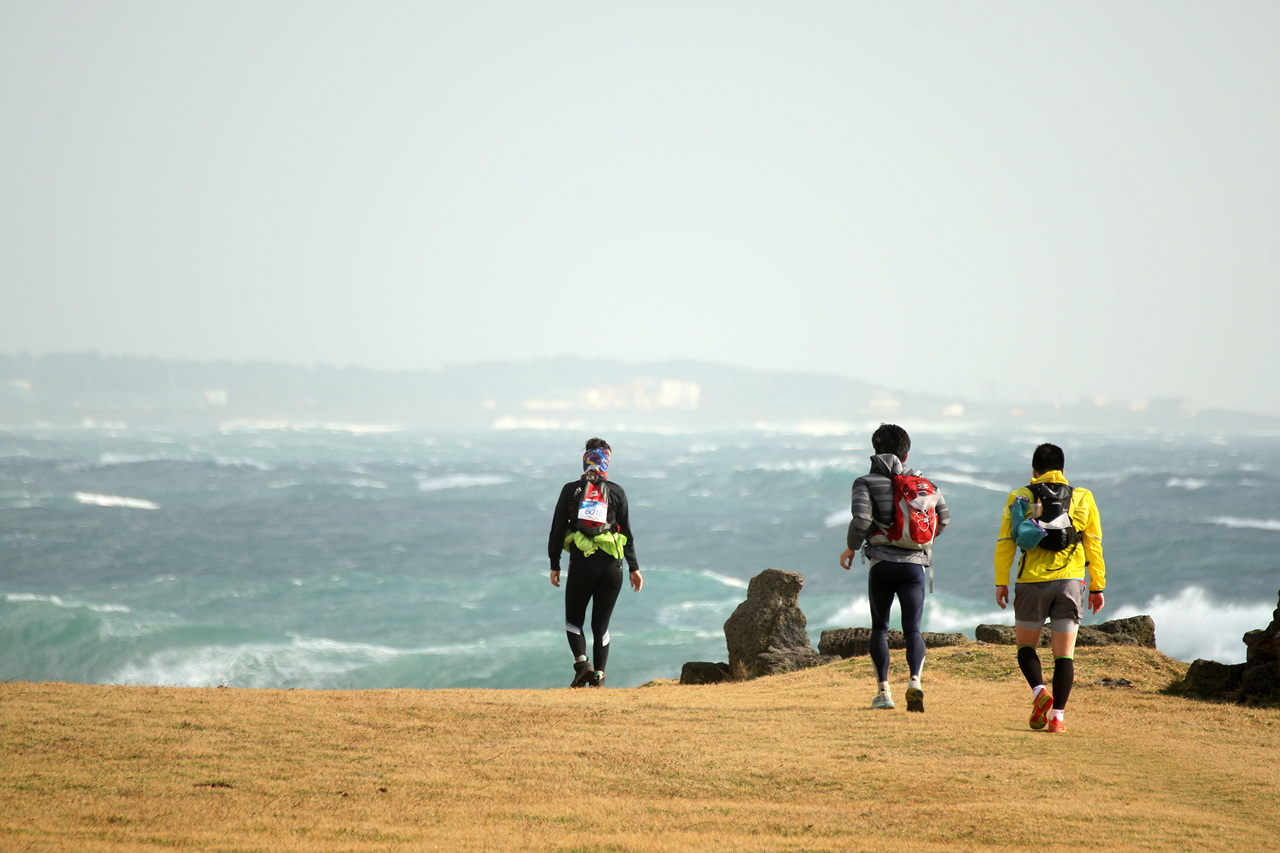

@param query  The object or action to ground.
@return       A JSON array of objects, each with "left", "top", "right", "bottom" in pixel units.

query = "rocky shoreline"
[{"left": 681, "top": 568, "right": 1280, "bottom": 708}]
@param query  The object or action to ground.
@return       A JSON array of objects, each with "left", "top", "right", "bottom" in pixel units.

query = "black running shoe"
[{"left": 570, "top": 659, "right": 594, "bottom": 688}]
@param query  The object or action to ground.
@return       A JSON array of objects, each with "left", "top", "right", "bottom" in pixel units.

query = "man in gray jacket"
[{"left": 839, "top": 423, "right": 950, "bottom": 712}]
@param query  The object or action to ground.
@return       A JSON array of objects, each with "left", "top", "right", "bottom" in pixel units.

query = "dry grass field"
[{"left": 2, "top": 645, "right": 1277, "bottom": 852}]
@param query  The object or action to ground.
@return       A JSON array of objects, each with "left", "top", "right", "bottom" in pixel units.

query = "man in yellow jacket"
[{"left": 994, "top": 443, "right": 1106, "bottom": 733}]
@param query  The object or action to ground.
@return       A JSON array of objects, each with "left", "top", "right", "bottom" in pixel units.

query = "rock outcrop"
[
  {"left": 679, "top": 661, "right": 731, "bottom": 685},
  {"left": 818, "top": 628, "right": 969, "bottom": 658},
  {"left": 975, "top": 615, "right": 1157, "bottom": 648},
  {"left": 681, "top": 569, "right": 839, "bottom": 683},
  {"left": 1171, "top": 590, "right": 1280, "bottom": 706}
]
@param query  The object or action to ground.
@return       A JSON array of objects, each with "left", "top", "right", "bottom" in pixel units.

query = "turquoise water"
[{"left": 2, "top": 426, "right": 1276, "bottom": 689}]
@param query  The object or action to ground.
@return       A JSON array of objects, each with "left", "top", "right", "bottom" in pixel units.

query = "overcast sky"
[{"left": 2, "top": 1, "right": 1277, "bottom": 415}]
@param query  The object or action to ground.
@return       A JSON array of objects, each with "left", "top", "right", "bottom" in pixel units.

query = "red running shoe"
[
  {"left": 1047, "top": 717, "right": 1066, "bottom": 734},
  {"left": 1030, "top": 691, "right": 1053, "bottom": 730}
]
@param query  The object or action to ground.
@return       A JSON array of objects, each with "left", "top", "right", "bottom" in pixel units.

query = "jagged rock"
[
  {"left": 721, "top": 569, "right": 838, "bottom": 678},
  {"left": 976, "top": 616, "right": 1157, "bottom": 648},
  {"left": 680, "top": 661, "right": 731, "bottom": 685},
  {"left": 976, "top": 624, "right": 1049, "bottom": 646},
  {"left": 1078, "top": 615, "right": 1157, "bottom": 647},
  {"left": 755, "top": 647, "right": 841, "bottom": 675},
  {"left": 1172, "top": 589, "right": 1280, "bottom": 706},
  {"left": 922, "top": 631, "right": 971, "bottom": 648},
  {"left": 1178, "top": 658, "right": 1246, "bottom": 698},
  {"left": 818, "top": 628, "right": 969, "bottom": 658},
  {"left": 1239, "top": 662, "right": 1279, "bottom": 699},
  {"left": 819, "top": 627, "right": 873, "bottom": 658}
]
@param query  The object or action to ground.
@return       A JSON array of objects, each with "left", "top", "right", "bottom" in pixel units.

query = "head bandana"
[{"left": 582, "top": 447, "right": 611, "bottom": 477}]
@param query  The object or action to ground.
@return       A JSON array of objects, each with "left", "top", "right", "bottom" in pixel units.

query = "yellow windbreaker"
[{"left": 993, "top": 471, "right": 1106, "bottom": 590}]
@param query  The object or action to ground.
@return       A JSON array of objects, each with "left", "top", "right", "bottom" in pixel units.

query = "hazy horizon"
[{"left": 3, "top": 2, "right": 1277, "bottom": 416}]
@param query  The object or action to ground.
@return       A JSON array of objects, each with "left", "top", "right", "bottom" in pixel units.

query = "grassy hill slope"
[{"left": 2, "top": 646, "right": 1277, "bottom": 852}]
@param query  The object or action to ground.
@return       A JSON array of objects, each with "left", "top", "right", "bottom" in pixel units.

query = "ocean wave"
[
  {"left": 348, "top": 479, "right": 388, "bottom": 490},
  {"left": 1205, "top": 516, "right": 1280, "bottom": 532},
  {"left": 737, "top": 456, "right": 858, "bottom": 474},
  {"left": 219, "top": 420, "right": 404, "bottom": 435},
  {"left": 1167, "top": 477, "right": 1209, "bottom": 490},
  {"left": 4, "top": 592, "right": 131, "bottom": 614},
  {"left": 110, "top": 636, "right": 406, "bottom": 688},
  {"left": 267, "top": 479, "right": 305, "bottom": 490},
  {"left": 74, "top": 492, "right": 160, "bottom": 510},
  {"left": 416, "top": 474, "right": 513, "bottom": 492},
  {"left": 929, "top": 472, "right": 1013, "bottom": 493},
  {"left": 1111, "top": 588, "right": 1271, "bottom": 665},
  {"left": 213, "top": 456, "right": 274, "bottom": 471},
  {"left": 109, "top": 630, "right": 566, "bottom": 689},
  {"left": 96, "top": 452, "right": 189, "bottom": 467},
  {"left": 824, "top": 509, "right": 848, "bottom": 529},
  {"left": 698, "top": 571, "right": 749, "bottom": 589}
]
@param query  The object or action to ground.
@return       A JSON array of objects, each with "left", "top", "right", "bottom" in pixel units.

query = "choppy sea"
[{"left": 2, "top": 425, "right": 1277, "bottom": 690}]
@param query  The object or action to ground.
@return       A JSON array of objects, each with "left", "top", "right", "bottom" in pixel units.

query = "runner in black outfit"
[{"left": 548, "top": 438, "right": 643, "bottom": 688}]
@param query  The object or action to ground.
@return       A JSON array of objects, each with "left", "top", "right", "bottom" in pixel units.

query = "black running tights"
[
  {"left": 868, "top": 561, "right": 926, "bottom": 683},
  {"left": 563, "top": 552, "right": 624, "bottom": 672}
]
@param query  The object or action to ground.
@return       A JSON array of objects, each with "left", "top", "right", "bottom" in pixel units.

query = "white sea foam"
[
  {"left": 219, "top": 420, "right": 403, "bottom": 435},
  {"left": 698, "top": 570, "right": 749, "bottom": 589},
  {"left": 1111, "top": 587, "right": 1272, "bottom": 665},
  {"left": 416, "top": 474, "right": 513, "bottom": 492},
  {"left": 112, "top": 636, "right": 407, "bottom": 688},
  {"left": 74, "top": 491, "right": 160, "bottom": 510},
  {"left": 213, "top": 456, "right": 274, "bottom": 471},
  {"left": 348, "top": 479, "right": 388, "bottom": 490},
  {"left": 824, "top": 509, "right": 848, "bottom": 529},
  {"left": 923, "top": 599, "right": 1010, "bottom": 634},
  {"left": 1167, "top": 477, "right": 1209, "bottom": 490},
  {"left": 656, "top": 601, "right": 740, "bottom": 633},
  {"left": 108, "top": 632, "right": 566, "bottom": 688},
  {"left": 4, "top": 591, "right": 131, "bottom": 614},
  {"left": 1205, "top": 516, "right": 1280, "bottom": 532},
  {"left": 267, "top": 479, "right": 305, "bottom": 490},
  {"left": 930, "top": 472, "right": 1013, "bottom": 493},
  {"left": 97, "top": 452, "right": 187, "bottom": 467}
]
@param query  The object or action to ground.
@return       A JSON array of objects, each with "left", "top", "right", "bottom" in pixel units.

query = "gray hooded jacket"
[{"left": 846, "top": 453, "right": 950, "bottom": 566}]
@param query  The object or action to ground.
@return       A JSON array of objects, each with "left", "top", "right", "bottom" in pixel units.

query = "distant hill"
[{"left": 0, "top": 352, "right": 1272, "bottom": 432}]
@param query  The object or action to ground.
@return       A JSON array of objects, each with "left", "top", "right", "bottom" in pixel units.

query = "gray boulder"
[
  {"left": 1079, "top": 615, "right": 1158, "bottom": 647},
  {"left": 975, "top": 615, "right": 1157, "bottom": 648},
  {"left": 975, "top": 623, "right": 1041, "bottom": 646},
  {"left": 819, "top": 627, "right": 969, "bottom": 658},
  {"left": 721, "top": 569, "right": 839, "bottom": 678},
  {"left": 680, "top": 661, "right": 731, "bottom": 685}
]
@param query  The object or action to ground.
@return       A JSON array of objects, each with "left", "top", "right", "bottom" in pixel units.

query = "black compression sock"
[
  {"left": 1052, "top": 657, "right": 1074, "bottom": 710},
  {"left": 1017, "top": 645, "right": 1044, "bottom": 690}
]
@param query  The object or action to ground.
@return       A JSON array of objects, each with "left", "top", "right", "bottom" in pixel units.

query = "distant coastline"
[{"left": 2, "top": 352, "right": 1276, "bottom": 433}]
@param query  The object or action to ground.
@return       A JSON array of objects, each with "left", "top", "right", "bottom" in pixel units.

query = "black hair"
[
  {"left": 1032, "top": 443, "right": 1065, "bottom": 473},
  {"left": 584, "top": 437, "right": 611, "bottom": 453},
  {"left": 871, "top": 423, "right": 911, "bottom": 460}
]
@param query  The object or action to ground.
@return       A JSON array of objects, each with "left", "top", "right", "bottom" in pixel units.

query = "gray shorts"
[{"left": 1014, "top": 579, "right": 1087, "bottom": 634}]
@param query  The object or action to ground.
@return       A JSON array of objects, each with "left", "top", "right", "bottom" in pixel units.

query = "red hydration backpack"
[
  {"left": 573, "top": 472, "right": 612, "bottom": 536},
  {"left": 870, "top": 473, "right": 940, "bottom": 550}
]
